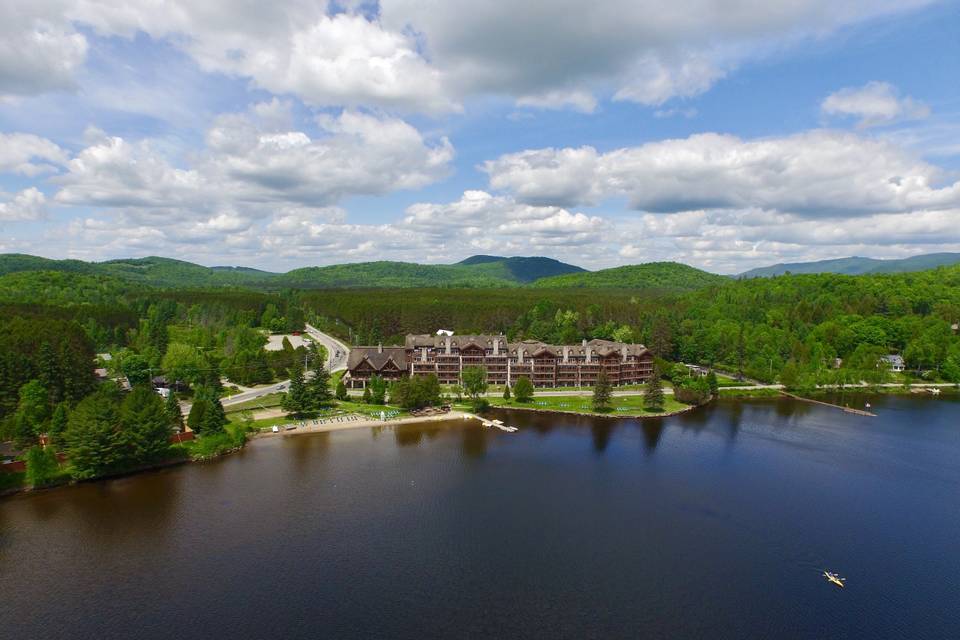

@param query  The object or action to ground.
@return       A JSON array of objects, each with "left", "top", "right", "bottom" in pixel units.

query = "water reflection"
[
  {"left": 640, "top": 419, "right": 664, "bottom": 454},
  {"left": 460, "top": 425, "right": 489, "bottom": 460},
  {"left": 394, "top": 425, "right": 424, "bottom": 447},
  {"left": 590, "top": 422, "right": 615, "bottom": 453}
]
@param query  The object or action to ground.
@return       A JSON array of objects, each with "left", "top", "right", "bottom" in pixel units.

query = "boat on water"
[{"left": 823, "top": 571, "right": 846, "bottom": 588}]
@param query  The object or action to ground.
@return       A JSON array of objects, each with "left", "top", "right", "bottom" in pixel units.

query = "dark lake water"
[{"left": 2, "top": 396, "right": 959, "bottom": 639}]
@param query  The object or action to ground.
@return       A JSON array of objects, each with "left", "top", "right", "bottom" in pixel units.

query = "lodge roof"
[{"left": 347, "top": 347, "right": 408, "bottom": 371}]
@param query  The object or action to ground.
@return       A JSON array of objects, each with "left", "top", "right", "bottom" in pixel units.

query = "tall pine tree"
[
  {"left": 643, "top": 370, "right": 664, "bottom": 412},
  {"left": 120, "top": 386, "right": 173, "bottom": 464},
  {"left": 282, "top": 359, "right": 308, "bottom": 416},
  {"left": 65, "top": 386, "right": 125, "bottom": 479},
  {"left": 165, "top": 390, "right": 184, "bottom": 432},
  {"left": 306, "top": 360, "right": 332, "bottom": 409},
  {"left": 592, "top": 369, "right": 612, "bottom": 412}
]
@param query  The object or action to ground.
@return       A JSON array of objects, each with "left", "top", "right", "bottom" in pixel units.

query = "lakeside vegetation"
[{"left": 3, "top": 253, "right": 960, "bottom": 492}]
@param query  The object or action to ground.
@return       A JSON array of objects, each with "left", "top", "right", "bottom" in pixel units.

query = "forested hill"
[
  {"left": 0, "top": 253, "right": 586, "bottom": 289},
  {"left": 281, "top": 255, "right": 584, "bottom": 287},
  {"left": 0, "top": 254, "right": 278, "bottom": 287},
  {"left": 456, "top": 255, "right": 585, "bottom": 282},
  {"left": 739, "top": 252, "right": 960, "bottom": 278},
  {"left": 531, "top": 262, "right": 729, "bottom": 290}
]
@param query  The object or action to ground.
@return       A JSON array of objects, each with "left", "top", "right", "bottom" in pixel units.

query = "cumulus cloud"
[
  {"left": 55, "top": 106, "right": 453, "bottom": 210},
  {"left": 0, "top": 6, "right": 87, "bottom": 97},
  {"left": 822, "top": 81, "right": 930, "bottom": 128},
  {"left": 3, "top": 0, "right": 938, "bottom": 112},
  {"left": 0, "top": 134, "right": 68, "bottom": 176},
  {"left": 403, "top": 190, "right": 607, "bottom": 245},
  {"left": 0, "top": 188, "right": 48, "bottom": 222},
  {"left": 483, "top": 130, "right": 960, "bottom": 215},
  {"left": 381, "top": 0, "right": 933, "bottom": 108}
]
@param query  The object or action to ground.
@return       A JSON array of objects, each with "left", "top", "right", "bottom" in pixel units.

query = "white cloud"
[
  {"left": 822, "top": 81, "right": 931, "bottom": 128},
  {"left": 516, "top": 90, "right": 598, "bottom": 114},
  {"left": 54, "top": 106, "right": 453, "bottom": 210},
  {"left": 3, "top": 1, "right": 938, "bottom": 112},
  {"left": 0, "top": 188, "right": 48, "bottom": 222},
  {"left": 0, "top": 6, "right": 87, "bottom": 97},
  {"left": 403, "top": 190, "right": 607, "bottom": 245},
  {"left": 381, "top": 0, "right": 934, "bottom": 109},
  {"left": 483, "top": 130, "right": 960, "bottom": 215},
  {"left": 0, "top": 133, "right": 68, "bottom": 176}
]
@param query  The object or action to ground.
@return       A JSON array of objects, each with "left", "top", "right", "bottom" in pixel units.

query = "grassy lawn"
[
  {"left": 718, "top": 387, "right": 781, "bottom": 398},
  {"left": 224, "top": 392, "right": 285, "bottom": 413},
  {"left": 484, "top": 393, "right": 690, "bottom": 417}
]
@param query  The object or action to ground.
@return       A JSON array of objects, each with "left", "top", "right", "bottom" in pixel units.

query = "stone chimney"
[
  {"left": 585, "top": 348, "right": 592, "bottom": 364},
  {"left": 582, "top": 338, "right": 587, "bottom": 347},
  {"left": 493, "top": 339, "right": 499, "bottom": 355},
  {"left": 517, "top": 348, "right": 524, "bottom": 365},
  {"left": 378, "top": 343, "right": 383, "bottom": 354},
  {"left": 563, "top": 346, "right": 569, "bottom": 363},
  {"left": 622, "top": 345, "right": 629, "bottom": 363},
  {"left": 445, "top": 336, "right": 451, "bottom": 355},
  {"left": 421, "top": 346, "right": 428, "bottom": 362}
]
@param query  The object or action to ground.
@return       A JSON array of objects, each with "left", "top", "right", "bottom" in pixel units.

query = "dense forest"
[{"left": 3, "top": 260, "right": 960, "bottom": 486}]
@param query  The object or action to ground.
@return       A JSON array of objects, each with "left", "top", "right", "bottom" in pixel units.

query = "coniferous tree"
[
  {"left": 120, "top": 386, "right": 172, "bottom": 464},
  {"left": 188, "top": 385, "right": 227, "bottom": 435},
  {"left": 282, "top": 360, "right": 308, "bottom": 416},
  {"left": 164, "top": 390, "right": 184, "bottom": 432},
  {"left": 306, "top": 361, "right": 332, "bottom": 408},
  {"left": 335, "top": 380, "right": 348, "bottom": 401},
  {"left": 13, "top": 380, "right": 50, "bottom": 448},
  {"left": 592, "top": 369, "right": 612, "bottom": 412},
  {"left": 643, "top": 370, "right": 664, "bottom": 412},
  {"left": 362, "top": 386, "right": 372, "bottom": 404},
  {"left": 502, "top": 384, "right": 511, "bottom": 401},
  {"left": 37, "top": 342, "right": 64, "bottom": 404},
  {"left": 512, "top": 376, "right": 534, "bottom": 402},
  {"left": 48, "top": 402, "right": 69, "bottom": 448},
  {"left": 369, "top": 375, "right": 387, "bottom": 405},
  {"left": 65, "top": 386, "right": 125, "bottom": 479}
]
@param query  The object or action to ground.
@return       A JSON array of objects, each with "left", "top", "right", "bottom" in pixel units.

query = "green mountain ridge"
[
  {"left": 532, "top": 262, "right": 729, "bottom": 290},
  {"left": 0, "top": 253, "right": 586, "bottom": 289},
  {"left": 739, "top": 253, "right": 960, "bottom": 278}
]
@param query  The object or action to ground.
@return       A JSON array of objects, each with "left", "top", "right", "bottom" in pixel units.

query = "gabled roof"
[{"left": 347, "top": 347, "right": 408, "bottom": 371}]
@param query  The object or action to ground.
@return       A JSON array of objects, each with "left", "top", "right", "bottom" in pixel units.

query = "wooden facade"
[{"left": 345, "top": 335, "right": 654, "bottom": 389}]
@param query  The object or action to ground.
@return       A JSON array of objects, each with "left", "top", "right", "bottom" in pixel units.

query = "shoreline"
[
  {"left": 489, "top": 403, "right": 701, "bottom": 420},
  {"left": 249, "top": 410, "right": 475, "bottom": 440}
]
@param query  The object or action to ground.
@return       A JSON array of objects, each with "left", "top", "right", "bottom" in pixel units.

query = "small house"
[{"left": 880, "top": 355, "right": 905, "bottom": 372}]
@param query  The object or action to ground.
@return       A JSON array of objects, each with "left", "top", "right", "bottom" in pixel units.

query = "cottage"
[
  {"left": 344, "top": 334, "right": 655, "bottom": 388},
  {"left": 880, "top": 354, "right": 905, "bottom": 372}
]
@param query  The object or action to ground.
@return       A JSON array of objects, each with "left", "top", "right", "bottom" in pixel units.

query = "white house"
[{"left": 880, "top": 355, "right": 905, "bottom": 372}]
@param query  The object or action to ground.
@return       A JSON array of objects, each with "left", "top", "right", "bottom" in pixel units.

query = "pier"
[{"left": 779, "top": 391, "right": 877, "bottom": 416}]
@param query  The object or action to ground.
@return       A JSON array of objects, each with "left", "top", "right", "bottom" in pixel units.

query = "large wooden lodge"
[{"left": 344, "top": 334, "right": 655, "bottom": 388}]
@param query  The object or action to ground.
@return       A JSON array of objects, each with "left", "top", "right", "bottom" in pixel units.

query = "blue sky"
[{"left": 1, "top": 0, "right": 958, "bottom": 273}]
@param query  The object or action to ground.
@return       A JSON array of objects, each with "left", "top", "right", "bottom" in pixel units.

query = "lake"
[{"left": 2, "top": 396, "right": 959, "bottom": 639}]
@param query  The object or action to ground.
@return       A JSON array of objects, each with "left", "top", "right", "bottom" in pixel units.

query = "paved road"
[
  {"left": 305, "top": 323, "right": 351, "bottom": 372},
  {"left": 196, "top": 326, "right": 349, "bottom": 411}
]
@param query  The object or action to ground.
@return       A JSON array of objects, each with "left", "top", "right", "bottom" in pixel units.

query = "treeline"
[
  {"left": 301, "top": 288, "right": 668, "bottom": 345},
  {"left": 304, "top": 267, "right": 960, "bottom": 385}
]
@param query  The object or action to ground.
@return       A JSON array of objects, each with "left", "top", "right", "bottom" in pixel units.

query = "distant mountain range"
[
  {"left": 532, "top": 262, "right": 728, "bottom": 289},
  {"left": 738, "top": 252, "right": 960, "bottom": 278},
  {"left": 0, "top": 253, "right": 720, "bottom": 291},
  {"left": 4, "top": 250, "right": 953, "bottom": 291}
]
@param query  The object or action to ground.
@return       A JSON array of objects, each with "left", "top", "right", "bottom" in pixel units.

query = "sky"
[{"left": 1, "top": 0, "right": 959, "bottom": 275}]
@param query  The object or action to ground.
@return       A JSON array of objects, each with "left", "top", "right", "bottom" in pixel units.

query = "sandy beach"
[{"left": 250, "top": 410, "right": 474, "bottom": 439}]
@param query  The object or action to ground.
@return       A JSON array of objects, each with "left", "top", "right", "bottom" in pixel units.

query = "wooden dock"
[{"left": 779, "top": 391, "right": 877, "bottom": 416}]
